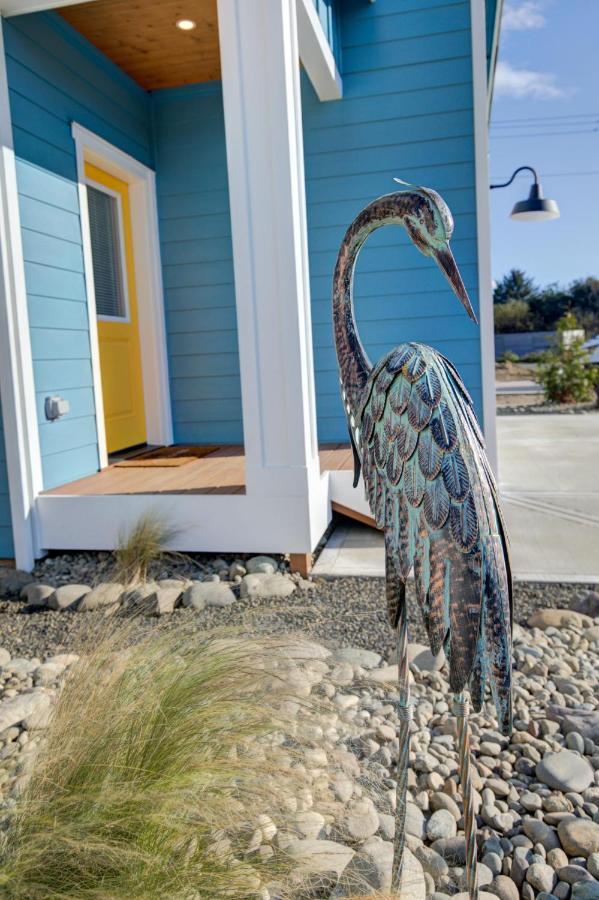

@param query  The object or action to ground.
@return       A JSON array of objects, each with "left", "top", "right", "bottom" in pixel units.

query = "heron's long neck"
[{"left": 333, "top": 194, "right": 409, "bottom": 419}]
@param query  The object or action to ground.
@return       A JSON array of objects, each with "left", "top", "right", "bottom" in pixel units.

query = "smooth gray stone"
[
  {"left": 47, "top": 584, "right": 91, "bottom": 610},
  {"left": 558, "top": 817, "right": 599, "bottom": 858},
  {"left": 537, "top": 751, "right": 594, "bottom": 793}
]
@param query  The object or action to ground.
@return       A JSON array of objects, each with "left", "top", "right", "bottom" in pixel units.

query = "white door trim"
[
  {"left": 0, "top": 20, "right": 43, "bottom": 569},
  {"left": 470, "top": 0, "right": 498, "bottom": 473},
  {"left": 72, "top": 122, "right": 173, "bottom": 467}
]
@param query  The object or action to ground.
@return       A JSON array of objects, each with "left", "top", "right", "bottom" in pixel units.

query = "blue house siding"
[
  {"left": 0, "top": 394, "right": 14, "bottom": 558},
  {"left": 302, "top": 0, "right": 482, "bottom": 442},
  {"left": 2, "top": 11, "right": 152, "bottom": 489},
  {"left": 152, "top": 84, "right": 242, "bottom": 445}
]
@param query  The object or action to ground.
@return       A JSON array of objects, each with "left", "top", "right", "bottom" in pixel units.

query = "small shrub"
[
  {"left": 500, "top": 350, "right": 520, "bottom": 364},
  {"left": 538, "top": 312, "right": 598, "bottom": 404},
  {"left": 112, "top": 512, "right": 178, "bottom": 585}
]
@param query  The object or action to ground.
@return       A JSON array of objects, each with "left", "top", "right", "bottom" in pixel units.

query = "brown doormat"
[{"left": 115, "top": 445, "right": 220, "bottom": 468}]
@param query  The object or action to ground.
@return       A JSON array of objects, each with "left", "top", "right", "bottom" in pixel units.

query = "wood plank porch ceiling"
[
  {"left": 59, "top": 0, "right": 220, "bottom": 90},
  {"left": 44, "top": 444, "right": 353, "bottom": 496}
]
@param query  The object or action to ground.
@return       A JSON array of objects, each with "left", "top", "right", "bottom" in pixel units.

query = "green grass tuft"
[
  {"left": 112, "top": 513, "right": 178, "bottom": 586},
  {"left": 0, "top": 628, "right": 308, "bottom": 899}
]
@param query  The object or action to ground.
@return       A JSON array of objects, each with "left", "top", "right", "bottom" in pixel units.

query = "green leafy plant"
[
  {"left": 538, "top": 312, "right": 598, "bottom": 404},
  {"left": 499, "top": 350, "right": 520, "bottom": 364},
  {"left": 0, "top": 628, "right": 309, "bottom": 899},
  {"left": 112, "top": 512, "right": 178, "bottom": 585}
]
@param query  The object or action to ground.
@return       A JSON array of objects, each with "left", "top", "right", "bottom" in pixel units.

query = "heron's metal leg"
[
  {"left": 454, "top": 692, "right": 479, "bottom": 900},
  {"left": 391, "top": 603, "right": 411, "bottom": 893}
]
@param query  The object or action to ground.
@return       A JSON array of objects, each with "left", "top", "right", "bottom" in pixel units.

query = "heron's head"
[{"left": 395, "top": 178, "right": 477, "bottom": 324}]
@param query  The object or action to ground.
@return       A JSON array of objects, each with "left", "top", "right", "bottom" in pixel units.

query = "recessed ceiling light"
[{"left": 176, "top": 18, "right": 196, "bottom": 31}]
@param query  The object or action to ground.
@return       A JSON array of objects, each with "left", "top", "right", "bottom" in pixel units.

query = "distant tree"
[
  {"left": 493, "top": 269, "right": 539, "bottom": 306},
  {"left": 493, "top": 299, "right": 533, "bottom": 333},
  {"left": 537, "top": 312, "right": 598, "bottom": 404},
  {"left": 493, "top": 271, "right": 599, "bottom": 336},
  {"left": 528, "top": 284, "right": 571, "bottom": 331}
]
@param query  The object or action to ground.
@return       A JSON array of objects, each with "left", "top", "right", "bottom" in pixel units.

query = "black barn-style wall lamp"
[{"left": 491, "top": 165, "right": 560, "bottom": 221}]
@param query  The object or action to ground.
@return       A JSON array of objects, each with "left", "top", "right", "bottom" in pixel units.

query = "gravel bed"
[
  {"left": 497, "top": 401, "right": 598, "bottom": 416},
  {"left": 0, "top": 575, "right": 593, "bottom": 662}
]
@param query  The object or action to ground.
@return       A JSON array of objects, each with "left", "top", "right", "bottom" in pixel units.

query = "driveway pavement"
[
  {"left": 498, "top": 414, "right": 599, "bottom": 582},
  {"left": 314, "top": 414, "right": 599, "bottom": 583}
]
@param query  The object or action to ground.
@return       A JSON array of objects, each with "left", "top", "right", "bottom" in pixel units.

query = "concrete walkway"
[
  {"left": 314, "top": 415, "right": 599, "bottom": 583},
  {"left": 496, "top": 379, "right": 542, "bottom": 395}
]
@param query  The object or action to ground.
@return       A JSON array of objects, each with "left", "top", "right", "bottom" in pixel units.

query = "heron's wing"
[{"left": 359, "top": 342, "right": 512, "bottom": 734}]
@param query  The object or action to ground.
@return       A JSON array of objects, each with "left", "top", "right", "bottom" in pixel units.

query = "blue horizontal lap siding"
[
  {"left": 152, "top": 83, "right": 242, "bottom": 445},
  {"left": 302, "top": 0, "right": 481, "bottom": 442},
  {"left": 0, "top": 394, "right": 14, "bottom": 558},
  {"left": 3, "top": 11, "right": 152, "bottom": 489}
]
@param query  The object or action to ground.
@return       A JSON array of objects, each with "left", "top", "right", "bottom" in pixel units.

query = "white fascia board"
[
  {"left": 1, "top": 0, "right": 96, "bottom": 15},
  {"left": 487, "top": 0, "right": 504, "bottom": 118},
  {"left": 297, "top": 0, "right": 342, "bottom": 101}
]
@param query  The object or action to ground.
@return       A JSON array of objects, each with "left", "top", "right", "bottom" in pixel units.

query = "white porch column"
[{"left": 217, "top": 0, "right": 322, "bottom": 511}]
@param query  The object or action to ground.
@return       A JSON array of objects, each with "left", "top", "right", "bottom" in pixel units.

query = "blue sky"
[{"left": 489, "top": 1, "right": 597, "bottom": 289}]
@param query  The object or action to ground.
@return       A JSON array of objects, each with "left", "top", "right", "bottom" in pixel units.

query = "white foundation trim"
[
  {"left": 72, "top": 123, "right": 173, "bottom": 467},
  {"left": 0, "top": 20, "right": 43, "bottom": 569},
  {"left": 470, "top": 0, "right": 498, "bottom": 473},
  {"left": 297, "top": 0, "right": 342, "bottom": 101}
]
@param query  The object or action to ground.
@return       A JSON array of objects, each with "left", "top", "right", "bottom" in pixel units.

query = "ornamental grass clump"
[
  {"left": 112, "top": 512, "right": 179, "bottom": 585},
  {"left": 0, "top": 628, "right": 307, "bottom": 899}
]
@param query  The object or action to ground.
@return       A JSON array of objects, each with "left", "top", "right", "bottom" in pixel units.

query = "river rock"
[
  {"left": 47, "top": 584, "right": 91, "bottom": 611},
  {"left": 570, "top": 591, "right": 599, "bottom": 618},
  {"left": 430, "top": 837, "right": 466, "bottom": 865},
  {"left": 488, "top": 874, "right": 520, "bottom": 900},
  {"left": 527, "top": 862, "right": 557, "bottom": 893},
  {"left": 548, "top": 707, "right": 599, "bottom": 742},
  {"left": 427, "top": 809, "right": 457, "bottom": 841},
  {"left": 150, "top": 586, "right": 181, "bottom": 616},
  {"left": 572, "top": 885, "right": 599, "bottom": 900},
  {"left": 0, "top": 690, "right": 53, "bottom": 731},
  {"left": 185, "top": 581, "right": 235, "bottom": 607},
  {"left": 246, "top": 555, "right": 278, "bottom": 575},
  {"left": 557, "top": 818, "right": 599, "bottom": 858},
  {"left": 240, "top": 573, "right": 295, "bottom": 599},
  {"left": 77, "top": 583, "right": 123, "bottom": 611},
  {"left": 20, "top": 583, "right": 55, "bottom": 607},
  {"left": 332, "top": 647, "right": 382, "bottom": 669},
  {"left": 344, "top": 797, "right": 379, "bottom": 840},
  {"left": 537, "top": 751, "right": 594, "bottom": 792},
  {"left": 287, "top": 838, "right": 354, "bottom": 877},
  {"left": 0, "top": 648, "right": 10, "bottom": 667},
  {"left": 408, "top": 642, "right": 446, "bottom": 672},
  {"left": 0, "top": 568, "right": 35, "bottom": 598},
  {"left": 528, "top": 609, "right": 593, "bottom": 630}
]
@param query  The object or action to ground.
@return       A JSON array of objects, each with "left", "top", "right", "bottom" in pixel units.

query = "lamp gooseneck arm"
[{"left": 490, "top": 165, "right": 539, "bottom": 190}]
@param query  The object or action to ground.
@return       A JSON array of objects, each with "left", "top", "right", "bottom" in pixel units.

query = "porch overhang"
[{"left": 0, "top": 0, "right": 342, "bottom": 101}]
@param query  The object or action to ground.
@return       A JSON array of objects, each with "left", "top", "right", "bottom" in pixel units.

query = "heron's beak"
[{"left": 433, "top": 244, "right": 478, "bottom": 324}]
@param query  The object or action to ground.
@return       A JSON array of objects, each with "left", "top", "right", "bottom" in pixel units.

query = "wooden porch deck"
[{"left": 44, "top": 444, "right": 354, "bottom": 496}]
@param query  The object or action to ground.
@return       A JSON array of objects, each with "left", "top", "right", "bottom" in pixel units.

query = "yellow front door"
[{"left": 85, "top": 163, "right": 146, "bottom": 454}]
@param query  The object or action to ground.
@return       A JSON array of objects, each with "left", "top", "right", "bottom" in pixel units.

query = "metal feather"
[
  {"left": 407, "top": 388, "right": 432, "bottom": 432},
  {"left": 423, "top": 477, "right": 450, "bottom": 529},
  {"left": 430, "top": 401, "right": 458, "bottom": 451},
  {"left": 441, "top": 448, "right": 470, "bottom": 501},
  {"left": 449, "top": 493, "right": 479, "bottom": 551},
  {"left": 404, "top": 455, "right": 426, "bottom": 507},
  {"left": 417, "top": 429, "right": 443, "bottom": 479},
  {"left": 416, "top": 368, "right": 442, "bottom": 408}
]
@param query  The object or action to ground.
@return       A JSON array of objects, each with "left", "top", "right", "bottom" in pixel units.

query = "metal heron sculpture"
[{"left": 333, "top": 183, "right": 513, "bottom": 899}]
